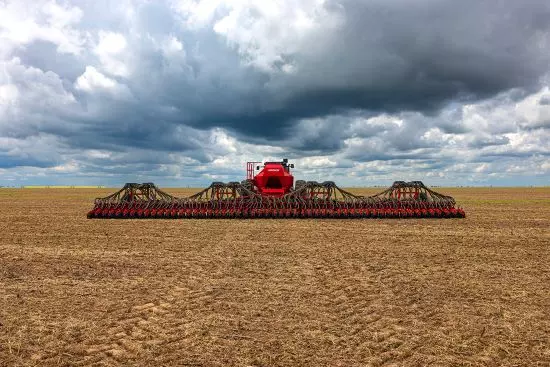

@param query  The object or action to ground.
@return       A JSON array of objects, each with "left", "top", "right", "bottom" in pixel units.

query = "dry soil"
[{"left": 0, "top": 187, "right": 549, "bottom": 366}]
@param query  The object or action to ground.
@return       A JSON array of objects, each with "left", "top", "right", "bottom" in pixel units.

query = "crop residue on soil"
[{"left": 0, "top": 187, "right": 549, "bottom": 366}]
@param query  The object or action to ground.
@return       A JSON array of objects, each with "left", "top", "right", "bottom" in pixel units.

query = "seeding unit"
[{"left": 87, "top": 159, "right": 465, "bottom": 219}]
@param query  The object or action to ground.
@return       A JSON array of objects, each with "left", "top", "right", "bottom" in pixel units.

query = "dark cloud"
[
  {"left": 43, "top": 0, "right": 549, "bottom": 148},
  {"left": 468, "top": 135, "right": 510, "bottom": 149},
  {"left": 18, "top": 41, "right": 85, "bottom": 81},
  {"left": 1, "top": 0, "right": 549, "bottom": 186},
  {"left": 171, "top": 0, "right": 550, "bottom": 137},
  {"left": 0, "top": 155, "right": 54, "bottom": 169}
]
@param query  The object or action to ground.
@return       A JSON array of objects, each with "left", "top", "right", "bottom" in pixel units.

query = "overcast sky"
[{"left": 1, "top": 0, "right": 549, "bottom": 187}]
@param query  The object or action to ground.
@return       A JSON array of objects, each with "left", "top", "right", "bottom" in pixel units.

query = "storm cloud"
[{"left": 0, "top": 0, "right": 549, "bottom": 186}]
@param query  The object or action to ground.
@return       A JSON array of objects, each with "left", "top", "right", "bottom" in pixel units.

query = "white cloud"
[
  {"left": 75, "top": 66, "right": 134, "bottom": 101},
  {"left": 209, "top": 128, "right": 238, "bottom": 154},
  {"left": 461, "top": 86, "right": 550, "bottom": 133},
  {"left": 76, "top": 66, "right": 117, "bottom": 91},
  {"left": 172, "top": 0, "right": 223, "bottom": 29},
  {"left": 212, "top": 0, "right": 344, "bottom": 72},
  {"left": 0, "top": 57, "right": 77, "bottom": 136},
  {"left": 172, "top": 0, "right": 344, "bottom": 72},
  {"left": 515, "top": 87, "right": 550, "bottom": 129},
  {"left": 94, "top": 31, "right": 129, "bottom": 77},
  {"left": 95, "top": 31, "right": 127, "bottom": 55},
  {"left": 51, "top": 160, "right": 79, "bottom": 173},
  {"left": 475, "top": 163, "right": 490, "bottom": 173},
  {"left": 0, "top": 134, "right": 64, "bottom": 166},
  {"left": 85, "top": 150, "right": 112, "bottom": 159},
  {"left": 0, "top": 84, "right": 19, "bottom": 114},
  {"left": 162, "top": 36, "right": 184, "bottom": 55},
  {"left": 0, "top": 0, "right": 84, "bottom": 57},
  {"left": 296, "top": 156, "right": 338, "bottom": 169}
]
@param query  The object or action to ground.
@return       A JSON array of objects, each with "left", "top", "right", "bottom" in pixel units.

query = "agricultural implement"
[{"left": 87, "top": 159, "right": 465, "bottom": 219}]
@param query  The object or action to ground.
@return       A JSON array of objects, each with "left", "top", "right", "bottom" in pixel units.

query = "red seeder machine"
[{"left": 87, "top": 159, "right": 465, "bottom": 219}]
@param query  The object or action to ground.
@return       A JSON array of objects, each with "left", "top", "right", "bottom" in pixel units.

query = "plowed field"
[{"left": 1, "top": 187, "right": 549, "bottom": 366}]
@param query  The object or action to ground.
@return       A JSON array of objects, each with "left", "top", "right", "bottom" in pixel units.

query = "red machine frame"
[{"left": 87, "top": 159, "right": 465, "bottom": 219}]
